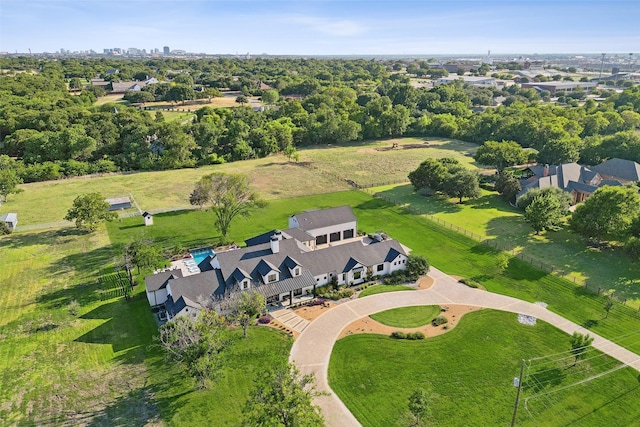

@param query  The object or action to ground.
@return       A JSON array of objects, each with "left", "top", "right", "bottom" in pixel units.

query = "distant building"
[
  {"left": 0, "top": 213, "right": 18, "bottom": 231},
  {"left": 105, "top": 197, "right": 132, "bottom": 210},
  {"left": 163, "top": 46, "right": 170, "bottom": 55},
  {"left": 435, "top": 76, "right": 497, "bottom": 87},
  {"left": 520, "top": 81, "right": 596, "bottom": 95}
]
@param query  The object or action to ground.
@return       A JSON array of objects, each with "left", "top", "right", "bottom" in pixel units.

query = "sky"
[{"left": 1, "top": 0, "right": 639, "bottom": 55}]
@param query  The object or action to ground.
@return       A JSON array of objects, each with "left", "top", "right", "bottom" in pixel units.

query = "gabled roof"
[
  {"left": 291, "top": 205, "right": 356, "bottom": 231},
  {"left": 197, "top": 255, "right": 215, "bottom": 272},
  {"left": 591, "top": 158, "right": 640, "bottom": 182},
  {"left": 0, "top": 213, "right": 17, "bottom": 223},
  {"left": 142, "top": 211, "right": 152, "bottom": 217},
  {"left": 145, "top": 269, "right": 183, "bottom": 292},
  {"left": 282, "top": 255, "right": 302, "bottom": 270},
  {"left": 256, "top": 270, "right": 317, "bottom": 298},
  {"left": 166, "top": 270, "right": 223, "bottom": 304},
  {"left": 255, "top": 259, "right": 280, "bottom": 276}
]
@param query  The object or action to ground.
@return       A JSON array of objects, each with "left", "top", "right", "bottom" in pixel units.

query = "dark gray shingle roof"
[
  {"left": 591, "top": 158, "right": 640, "bottom": 182},
  {"left": 145, "top": 269, "right": 183, "bottom": 292},
  {"left": 291, "top": 205, "right": 356, "bottom": 231}
]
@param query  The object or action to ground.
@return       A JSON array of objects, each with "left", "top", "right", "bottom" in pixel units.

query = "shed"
[
  {"left": 143, "top": 211, "right": 153, "bottom": 226},
  {"left": 105, "top": 197, "right": 132, "bottom": 211},
  {"left": 0, "top": 213, "right": 17, "bottom": 231}
]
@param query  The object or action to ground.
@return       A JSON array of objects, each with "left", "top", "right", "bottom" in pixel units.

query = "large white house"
[{"left": 145, "top": 206, "right": 408, "bottom": 319}]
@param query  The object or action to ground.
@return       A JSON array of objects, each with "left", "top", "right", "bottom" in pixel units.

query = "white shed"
[
  {"left": 0, "top": 213, "right": 17, "bottom": 231},
  {"left": 142, "top": 211, "right": 153, "bottom": 226}
]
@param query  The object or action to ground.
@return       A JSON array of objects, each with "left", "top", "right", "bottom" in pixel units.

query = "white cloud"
[{"left": 289, "top": 15, "right": 366, "bottom": 37}]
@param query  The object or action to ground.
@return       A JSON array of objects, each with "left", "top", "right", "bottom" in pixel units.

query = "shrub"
[
  {"left": 406, "top": 332, "right": 426, "bottom": 340},
  {"left": 0, "top": 221, "right": 12, "bottom": 235},
  {"left": 308, "top": 298, "right": 327, "bottom": 307},
  {"left": 432, "top": 316, "right": 448, "bottom": 326},
  {"left": 68, "top": 299, "right": 80, "bottom": 317},
  {"left": 391, "top": 331, "right": 406, "bottom": 339},
  {"left": 257, "top": 316, "right": 272, "bottom": 325},
  {"left": 459, "top": 278, "right": 479, "bottom": 288}
]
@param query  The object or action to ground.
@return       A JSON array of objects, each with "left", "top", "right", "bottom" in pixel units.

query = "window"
[
  {"left": 341, "top": 273, "right": 346, "bottom": 282},
  {"left": 377, "top": 264, "right": 384, "bottom": 272},
  {"left": 343, "top": 229, "right": 354, "bottom": 239},
  {"left": 294, "top": 288, "right": 302, "bottom": 296},
  {"left": 268, "top": 274, "right": 277, "bottom": 283},
  {"left": 294, "top": 267, "right": 300, "bottom": 276},
  {"left": 242, "top": 280, "right": 249, "bottom": 290},
  {"left": 330, "top": 231, "right": 341, "bottom": 242},
  {"left": 316, "top": 234, "right": 328, "bottom": 245},
  {"left": 353, "top": 271, "right": 362, "bottom": 280}
]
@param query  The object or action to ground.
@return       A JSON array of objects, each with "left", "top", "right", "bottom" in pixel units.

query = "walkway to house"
[
  {"left": 290, "top": 267, "right": 640, "bottom": 427},
  {"left": 271, "top": 308, "right": 310, "bottom": 334}
]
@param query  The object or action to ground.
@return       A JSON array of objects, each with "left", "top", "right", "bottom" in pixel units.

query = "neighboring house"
[
  {"left": 0, "top": 212, "right": 17, "bottom": 231},
  {"left": 257, "top": 80, "right": 273, "bottom": 91},
  {"left": 517, "top": 158, "right": 640, "bottom": 205},
  {"left": 90, "top": 78, "right": 111, "bottom": 89},
  {"left": 145, "top": 206, "right": 409, "bottom": 320},
  {"left": 110, "top": 82, "right": 143, "bottom": 93},
  {"left": 520, "top": 81, "right": 596, "bottom": 95},
  {"left": 435, "top": 76, "right": 497, "bottom": 87},
  {"left": 105, "top": 69, "right": 119, "bottom": 75}
]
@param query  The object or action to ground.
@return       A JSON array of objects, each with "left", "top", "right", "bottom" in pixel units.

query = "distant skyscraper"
[{"left": 163, "top": 46, "right": 170, "bottom": 55}]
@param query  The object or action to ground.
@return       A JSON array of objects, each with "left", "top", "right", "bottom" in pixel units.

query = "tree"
[
  {"left": 123, "top": 237, "right": 164, "bottom": 274},
  {"left": 408, "top": 388, "right": 431, "bottom": 426},
  {"left": 603, "top": 297, "right": 615, "bottom": 319},
  {"left": 406, "top": 255, "right": 430, "bottom": 279},
  {"left": 157, "top": 309, "right": 229, "bottom": 389},
  {"left": 244, "top": 362, "right": 325, "bottom": 427},
  {"left": 64, "top": 192, "right": 117, "bottom": 232},
  {"left": 190, "top": 173, "right": 266, "bottom": 239},
  {"left": 262, "top": 89, "right": 279, "bottom": 105},
  {"left": 473, "top": 140, "right": 528, "bottom": 172},
  {"left": 442, "top": 167, "right": 481, "bottom": 203},
  {"left": 569, "top": 332, "right": 594, "bottom": 367},
  {"left": 408, "top": 158, "right": 448, "bottom": 193},
  {"left": 517, "top": 187, "right": 572, "bottom": 213},
  {"left": 494, "top": 170, "right": 521, "bottom": 204},
  {"left": 0, "top": 221, "right": 11, "bottom": 235},
  {"left": 165, "top": 84, "right": 195, "bottom": 104},
  {"left": 284, "top": 144, "right": 300, "bottom": 162},
  {"left": 235, "top": 95, "right": 248, "bottom": 106},
  {"left": 189, "top": 185, "right": 209, "bottom": 209},
  {"left": 537, "top": 137, "right": 582, "bottom": 165},
  {"left": 228, "top": 291, "right": 266, "bottom": 338},
  {"left": 570, "top": 186, "right": 640, "bottom": 243},
  {"left": 524, "top": 193, "right": 565, "bottom": 234},
  {"left": 0, "top": 167, "right": 24, "bottom": 202}
]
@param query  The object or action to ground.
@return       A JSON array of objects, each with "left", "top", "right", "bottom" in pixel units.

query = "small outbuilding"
[
  {"left": 143, "top": 211, "right": 153, "bottom": 226},
  {"left": 105, "top": 196, "right": 132, "bottom": 211},
  {"left": 0, "top": 212, "right": 17, "bottom": 231}
]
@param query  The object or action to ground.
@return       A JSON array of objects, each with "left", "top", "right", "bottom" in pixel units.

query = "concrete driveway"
[{"left": 289, "top": 267, "right": 640, "bottom": 427}]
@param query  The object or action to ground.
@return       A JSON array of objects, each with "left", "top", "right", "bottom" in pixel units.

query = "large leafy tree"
[
  {"left": 64, "top": 192, "right": 117, "bottom": 232},
  {"left": 157, "top": 309, "right": 229, "bottom": 389},
  {"left": 123, "top": 237, "right": 164, "bottom": 274},
  {"left": 524, "top": 193, "right": 564, "bottom": 234},
  {"left": 473, "top": 140, "right": 528, "bottom": 171},
  {"left": 442, "top": 166, "right": 481, "bottom": 204},
  {"left": 408, "top": 158, "right": 449, "bottom": 193},
  {"left": 517, "top": 187, "right": 572, "bottom": 213},
  {"left": 244, "top": 362, "right": 325, "bottom": 427},
  {"left": 0, "top": 165, "right": 23, "bottom": 202},
  {"left": 190, "top": 172, "right": 266, "bottom": 239},
  {"left": 494, "top": 170, "right": 521, "bottom": 203},
  {"left": 570, "top": 186, "right": 640, "bottom": 243}
]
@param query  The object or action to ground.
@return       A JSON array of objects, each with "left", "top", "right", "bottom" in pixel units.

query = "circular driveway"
[{"left": 289, "top": 267, "right": 640, "bottom": 427}]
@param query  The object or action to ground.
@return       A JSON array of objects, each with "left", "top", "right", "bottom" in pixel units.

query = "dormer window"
[
  {"left": 268, "top": 273, "right": 277, "bottom": 283},
  {"left": 241, "top": 280, "right": 249, "bottom": 290},
  {"left": 294, "top": 267, "right": 300, "bottom": 276}
]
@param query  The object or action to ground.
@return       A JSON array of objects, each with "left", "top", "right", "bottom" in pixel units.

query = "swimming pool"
[{"left": 190, "top": 247, "right": 215, "bottom": 265}]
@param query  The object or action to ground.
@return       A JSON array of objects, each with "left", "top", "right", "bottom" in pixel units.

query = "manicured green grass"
[
  {"left": 160, "top": 110, "right": 196, "bottom": 123},
  {"left": 371, "top": 183, "right": 640, "bottom": 305},
  {"left": 329, "top": 310, "right": 640, "bottom": 427},
  {"left": 0, "top": 226, "right": 159, "bottom": 424},
  {"left": 299, "top": 137, "right": 480, "bottom": 187},
  {"left": 148, "top": 326, "right": 291, "bottom": 427},
  {"left": 358, "top": 284, "right": 415, "bottom": 298},
  {"left": 369, "top": 306, "right": 441, "bottom": 328}
]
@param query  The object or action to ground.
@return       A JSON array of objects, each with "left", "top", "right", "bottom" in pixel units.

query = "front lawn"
[
  {"left": 358, "top": 284, "right": 415, "bottom": 298},
  {"left": 369, "top": 306, "right": 441, "bottom": 328},
  {"left": 329, "top": 310, "right": 640, "bottom": 427}
]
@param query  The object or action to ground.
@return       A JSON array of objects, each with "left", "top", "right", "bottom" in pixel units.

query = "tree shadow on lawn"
[
  {"left": 373, "top": 185, "right": 462, "bottom": 215},
  {"left": 525, "top": 367, "right": 566, "bottom": 391},
  {"left": 76, "top": 298, "right": 155, "bottom": 364},
  {"left": 0, "top": 227, "right": 87, "bottom": 251}
]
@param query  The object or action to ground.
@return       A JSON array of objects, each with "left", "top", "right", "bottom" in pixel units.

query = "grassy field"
[
  {"left": 159, "top": 110, "right": 196, "bottom": 123},
  {"left": 94, "top": 94, "right": 130, "bottom": 106},
  {"left": 0, "top": 226, "right": 159, "bottom": 425},
  {"left": 370, "top": 183, "right": 640, "bottom": 303},
  {"left": 329, "top": 310, "right": 640, "bottom": 427},
  {"left": 369, "top": 306, "right": 441, "bottom": 328},
  {"left": 358, "top": 284, "right": 415, "bottom": 298},
  {"left": 298, "top": 137, "right": 479, "bottom": 187},
  {"left": 6, "top": 155, "right": 351, "bottom": 226}
]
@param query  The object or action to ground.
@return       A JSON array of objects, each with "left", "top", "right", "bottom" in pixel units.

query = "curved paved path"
[{"left": 289, "top": 267, "right": 640, "bottom": 427}]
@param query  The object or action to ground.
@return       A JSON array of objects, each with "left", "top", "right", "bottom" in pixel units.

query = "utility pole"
[
  {"left": 599, "top": 53, "right": 606, "bottom": 82},
  {"left": 510, "top": 359, "right": 526, "bottom": 427}
]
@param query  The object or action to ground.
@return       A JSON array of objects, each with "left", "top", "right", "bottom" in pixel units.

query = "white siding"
[{"left": 146, "top": 288, "right": 168, "bottom": 307}]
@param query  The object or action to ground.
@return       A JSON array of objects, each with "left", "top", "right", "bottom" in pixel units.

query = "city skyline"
[{"left": 1, "top": 0, "right": 639, "bottom": 55}]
